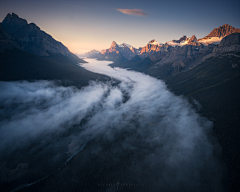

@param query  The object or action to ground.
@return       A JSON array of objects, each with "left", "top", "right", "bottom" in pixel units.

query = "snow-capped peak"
[{"left": 118, "top": 43, "right": 132, "bottom": 48}]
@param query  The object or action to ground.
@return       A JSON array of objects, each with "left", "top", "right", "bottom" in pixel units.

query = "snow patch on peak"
[{"left": 118, "top": 43, "right": 132, "bottom": 48}]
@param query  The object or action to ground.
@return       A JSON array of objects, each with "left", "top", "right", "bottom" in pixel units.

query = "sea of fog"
[{"left": 0, "top": 59, "right": 222, "bottom": 192}]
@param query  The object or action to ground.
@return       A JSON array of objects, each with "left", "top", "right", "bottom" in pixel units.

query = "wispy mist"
[{"left": 0, "top": 59, "right": 222, "bottom": 191}]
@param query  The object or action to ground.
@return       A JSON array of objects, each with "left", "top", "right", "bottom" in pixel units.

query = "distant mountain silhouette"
[
  {"left": 0, "top": 13, "right": 111, "bottom": 86},
  {"left": 1, "top": 13, "right": 80, "bottom": 61}
]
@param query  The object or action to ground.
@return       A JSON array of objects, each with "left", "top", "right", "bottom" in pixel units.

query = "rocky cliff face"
[{"left": 1, "top": 13, "right": 76, "bottom": 58}]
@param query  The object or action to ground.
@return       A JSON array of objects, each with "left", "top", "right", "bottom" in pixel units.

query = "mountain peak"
[
  {"left": 111, "top": 41, "right": 118, "bottom": 47},
  {"left": 189, "top": 35, "right": 197, "bottom": 42},
  {"left": 205, "top": 24, "right": 240, "bottom": 38},
  {"left": 1, "top": 13, "right": 28, "bottom": 34},
  {"left": 0, "top": 13, "right": 75, "bottom": 56},
  {"left": 11, "top": 13, "right": 20, "bottom": 18}
]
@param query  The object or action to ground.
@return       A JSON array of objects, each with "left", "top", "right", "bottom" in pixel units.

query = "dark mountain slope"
[
  {"left": 125, "top": 52, "right": 240, "bottom": 192},
  {"left": 110, "top": 56, "right": 153, "bottom": 71},
  {"left": 0, "top": 48, "right": 110, "bottom": 87},
  {"left": 163, "top": 53, "right": 240, "bottom": 192}
]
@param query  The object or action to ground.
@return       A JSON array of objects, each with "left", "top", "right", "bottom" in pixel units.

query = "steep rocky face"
[
  {"left": 1, "top": 13, "right": 28, "bottom": 34},
  {"left": 1, "top": 13, "right": 77, "bottom": 57},
  {"left": 205, "top": 24, "right": 240, "bottom": 38}
]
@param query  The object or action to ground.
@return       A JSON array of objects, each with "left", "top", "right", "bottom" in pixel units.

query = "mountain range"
[{"left": 82, "top": 24, "right": 240, "bottom": 72}]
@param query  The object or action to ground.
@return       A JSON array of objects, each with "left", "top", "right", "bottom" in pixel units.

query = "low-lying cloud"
[
  {"left": 0, "top": 59, "right": 222, "bottom": 191},
  {"left": 117, "top": 8, "right": 148, "bottom": 16}
]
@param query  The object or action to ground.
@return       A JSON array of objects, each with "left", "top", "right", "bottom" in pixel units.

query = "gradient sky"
[{"left": 0, "top": 0, "right": 240, "bottom": 54}]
